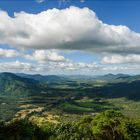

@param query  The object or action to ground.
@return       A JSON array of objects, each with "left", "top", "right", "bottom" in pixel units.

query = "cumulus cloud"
[
  {"left": 0, "top": 48, "right": 66, "bottom": 63},
  {"left": 0, "top": 60, "right": 99, "bottom": 74},
  {"left": 1, "top": 6, "right": 140, "bottom": 74},
  {"left": 101, "top": 64, "right": 140, "bottom": 74},
  {"left": 102, "top": 54, "right": 140, "bottom": 64},
  {"left": 24, "top": 50, "right": 66, "bottom": 63},
  {"left": 0, "top": 58, "right": 139, "bottom": 74},
  {"left": 0, "top": 6, "right": 140, "bottom": 54},
  {"left": 0, "top": 48, "right": 20, "bottom": 58},
  {"left": 0, "top": 61, "right": 34, "bottom": 73},
  {"left": 51, "top": 61, "right": 99, "bottom": 71}
]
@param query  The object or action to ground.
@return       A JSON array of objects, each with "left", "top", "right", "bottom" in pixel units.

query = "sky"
[{"left": 0, "top": 0, "right": 140, "bottom": 75}]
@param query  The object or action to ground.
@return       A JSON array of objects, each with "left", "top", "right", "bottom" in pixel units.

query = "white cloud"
[
  {"left": 0, "top": 6, "right": 140, "bottom": 54},
  {"left": 102, "top": 54, "right": 140, "bottom": 64},
  {"left": 1, "top": 6, "right": 140, "bottom": 74},
  {"left": 36, "top": 0, "right": 45, "bottom": 3},
  {"left": 1, "top": 58, "right": 140, "bottom": 74},
  {"left": 0, "top": 61, "right": 34, "bottom": 73},
  {"left": 58, "top": 0, "right": 69, "bottom": 7},
  {"left": 0, "top": 48, "right": 66, "bottom": 63},
  {"left": 80, "top": 0, "right": 85, "bottom": 3},
  {"left": 48, "top": 61, "right": 99, "bottom": 72},
  {"left": 0, "top": 60, "right": 99, "bottom": 74},
  {"left": 0, "top": 48, "right": 19, "bottom": 58},
  {"left": 25, "top": 50, "right": 66, "bottom": 63}
]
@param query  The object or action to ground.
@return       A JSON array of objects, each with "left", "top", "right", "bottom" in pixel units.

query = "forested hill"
[{"left": 0, "top": 72, "right": 40, "bottom": 96}]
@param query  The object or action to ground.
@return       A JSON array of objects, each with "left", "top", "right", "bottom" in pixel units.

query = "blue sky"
[{"left": 0, "top": 0, "right": 140, "bottom": 75}]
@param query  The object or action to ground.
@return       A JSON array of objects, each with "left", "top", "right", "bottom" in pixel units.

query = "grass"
[
  {"left": 106, "top": 97, "right": 140, "bottom": 118},
  {"left": 60, "top": 102, "right": 93, "bottom": 113}
]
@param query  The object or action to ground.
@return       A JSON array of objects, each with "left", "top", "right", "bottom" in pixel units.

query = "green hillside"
[{"left": 0, "top": 72, "right": 40, "bottom": 96}]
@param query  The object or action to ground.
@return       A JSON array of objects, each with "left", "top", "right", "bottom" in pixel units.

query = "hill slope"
[{"left": 0, "top": 72, "right": 40, "bottom": 96}]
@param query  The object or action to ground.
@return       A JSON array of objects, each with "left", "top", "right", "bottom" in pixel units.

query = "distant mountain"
[
  {"left": 95, "top": 73, "right": 130, "bottom": 81},
  {"left": 16, "top": 73, "right": 68, "bottom": 82},
  {"left": 115, "top": 75, "right": 140, "bottom": 82},
  {"left": 15, "top": 73, "right": 140, "bottom": 83}
]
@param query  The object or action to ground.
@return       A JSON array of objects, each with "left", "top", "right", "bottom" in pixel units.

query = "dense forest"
[{"left": 0, "top": 110, "right": 140, "bottom": 140}]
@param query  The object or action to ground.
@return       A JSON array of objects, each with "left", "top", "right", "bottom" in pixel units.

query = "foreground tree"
[
  {"left": 92, "top": 110, "right": 125, "bottom": 140},
  {"left": 0, "top": 110, "right": 140, "bottom": 140},
  {"left": 121, "top": 119, "right": 140, "bottom": 140}
]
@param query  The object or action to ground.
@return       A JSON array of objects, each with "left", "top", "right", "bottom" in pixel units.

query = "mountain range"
[{"left": 0, "top": 72, "right": 140, "bottom": 97}]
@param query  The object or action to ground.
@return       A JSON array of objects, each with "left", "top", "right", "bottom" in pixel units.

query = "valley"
[{"left": 0, "top": 72, "right": 140, "bottom": 122}]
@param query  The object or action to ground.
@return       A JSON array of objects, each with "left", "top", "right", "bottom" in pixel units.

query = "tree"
[
  {"left": 92, "top": 110, "right": 124, "bottom": 140},
  {"left": 121, "top": 119, "right": 140, "bottom": 140}
]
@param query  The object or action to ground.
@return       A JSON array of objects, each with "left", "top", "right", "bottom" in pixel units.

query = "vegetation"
[
  {"left": 0, "top": 73, "right": 140, "bottom": 139},
  {"left": 0, "top": 110, "right": 140, "bottom": 140}
]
